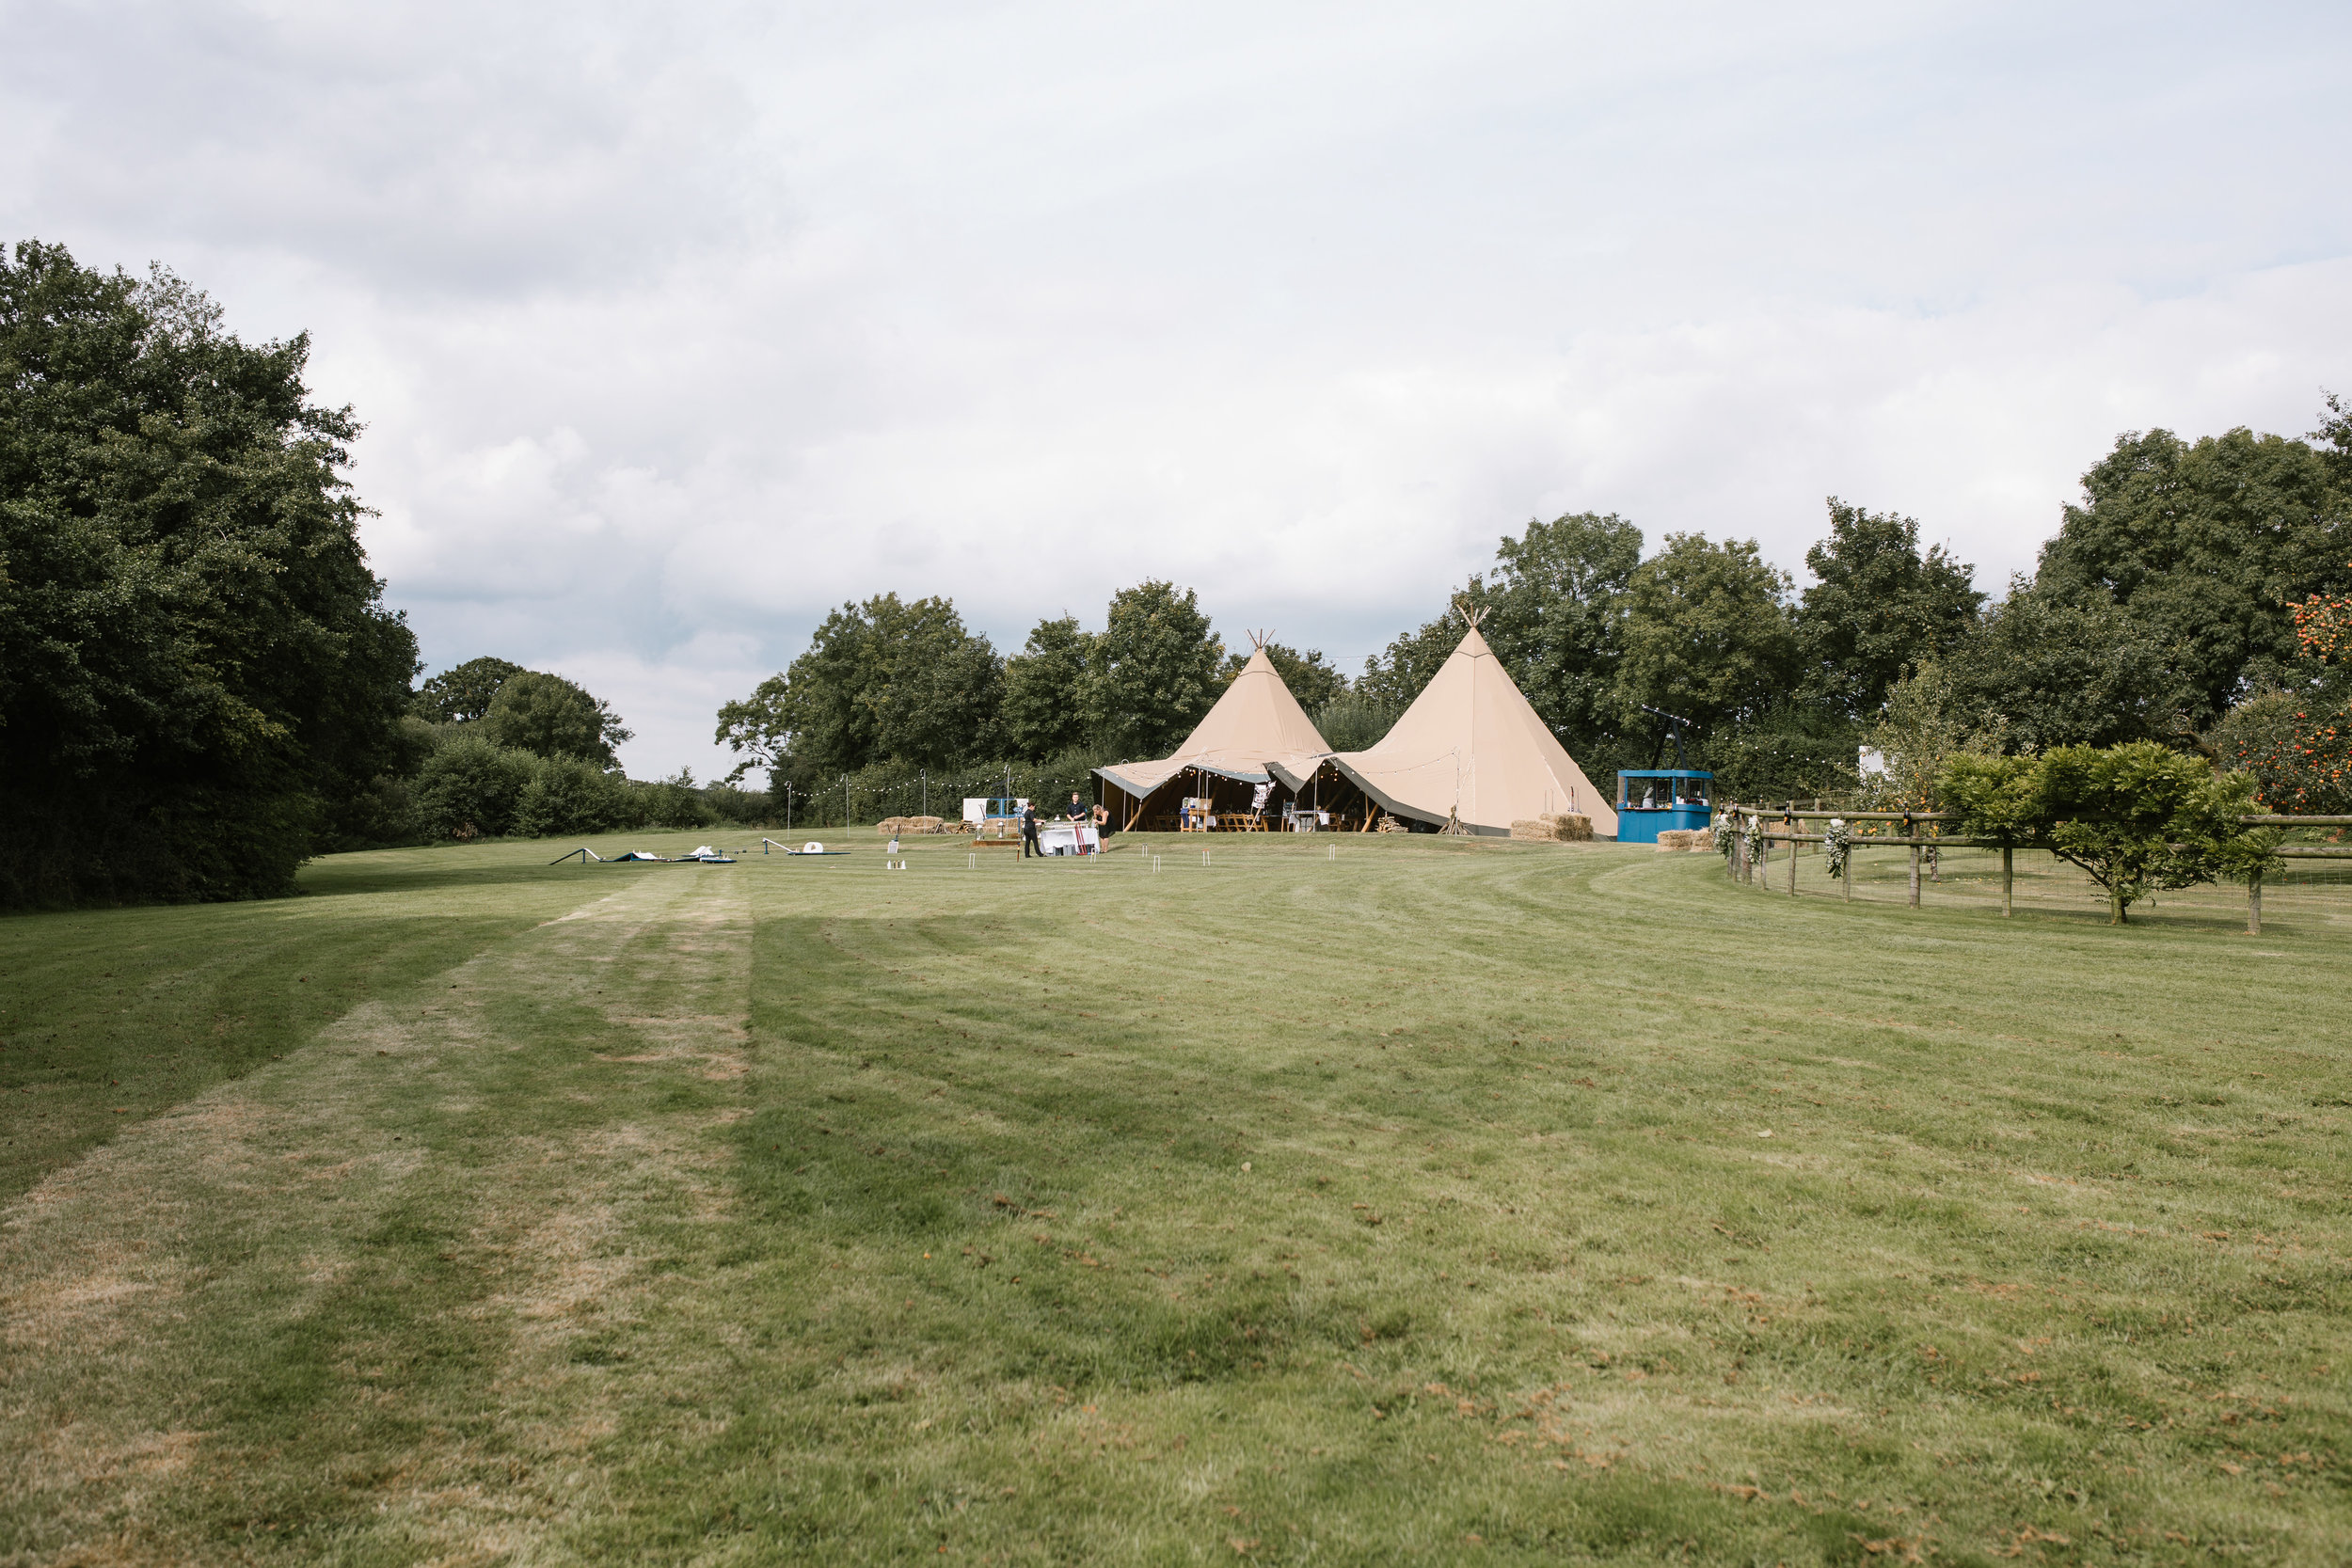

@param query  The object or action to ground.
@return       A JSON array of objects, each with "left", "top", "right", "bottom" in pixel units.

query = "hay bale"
[
  {"left": 1510, "top": 818, "right": 1556, "bottom": 841},
  {"left": 1688, "top": 827, "right": 1718, "bottom": 852},
  {"left": 1543, "top": 813, "right": 1593, "bottom": 841},
  {"left": 1655, "top": 829, "right": 1692, "bottom": 851}
]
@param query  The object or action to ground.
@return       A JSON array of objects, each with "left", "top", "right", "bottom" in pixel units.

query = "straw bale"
[
  {"left": 1509, "top": 818, "right": 1555, "bottom": 841},
  {"left": 1542, "top": 813, "right": 1593, "bottom": 841}
]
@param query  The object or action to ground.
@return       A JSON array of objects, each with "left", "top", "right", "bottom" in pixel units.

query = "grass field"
[{"left": 3, "top": 831, "right": 2348, "bottom": 1564}]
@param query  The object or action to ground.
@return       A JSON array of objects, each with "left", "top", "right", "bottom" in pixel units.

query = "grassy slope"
[
  {"left": 1, "top": 832, "right": 2346, "bottom": 1565},
  {"left": 0, "top": 847, "right": 594, "bottom": 1205}
]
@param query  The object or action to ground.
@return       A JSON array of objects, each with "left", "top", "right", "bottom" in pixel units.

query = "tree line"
[
  {"left": 0, "top": 241, "right": 767, "bottom": 906},
  {"left": 719, "top": 400, "right": 2352, "bottom": 818},
  {"left": 8, "top": 235, "right": 2344, "bottom": 906}
]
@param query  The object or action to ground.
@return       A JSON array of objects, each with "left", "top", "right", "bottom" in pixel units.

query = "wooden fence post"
[
  {"left": 1786, "top": 810, "right": 1797, "bottom": 897},
  {"left": 2002, "top": 847, "right": 2013, "bottom": 918},
  {"left": 1843, "top": 835, "right": 1852, "bottom": 903},
  {"left": 1908, "top": 845, "right": 1921, "bottom": 909},
  {"left": 2248, "top": 870, "right": 2263, "bottom": 937}
]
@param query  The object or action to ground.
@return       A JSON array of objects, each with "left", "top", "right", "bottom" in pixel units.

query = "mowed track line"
[{"left": 0, "top": 869, "right": 754, "bottom": 1564}]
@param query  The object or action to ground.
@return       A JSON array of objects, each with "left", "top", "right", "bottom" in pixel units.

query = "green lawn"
[{"left": 2, "top": 832, "right": 2346, "bottom": 1564}]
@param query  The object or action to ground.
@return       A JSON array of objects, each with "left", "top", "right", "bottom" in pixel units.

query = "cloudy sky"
[{"left": 7, "top": 2, "right": 2347, "bottom": 778}]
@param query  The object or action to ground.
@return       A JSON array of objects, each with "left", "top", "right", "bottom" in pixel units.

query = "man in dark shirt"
[{"left": 1020, "top": 800, "right": 1041, "bottom": 859}]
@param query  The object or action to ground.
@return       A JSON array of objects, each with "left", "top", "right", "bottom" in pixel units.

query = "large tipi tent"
[
  {"left": 1094, "top": 638, "right": 1334, "bottom": 830},
  {"left": 1282, "top": 613, "right": 1618, "bottom": 838}
]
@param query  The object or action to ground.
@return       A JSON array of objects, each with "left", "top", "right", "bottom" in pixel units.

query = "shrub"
[
  {"left": 516, "top": 756, "right": 628, "bottom": 838},
  {"left": 624, "top": 775, "right": 718, "bottom": 831},
  {"left": 414, "top": 735, "right": 534, "bottom": 839}
]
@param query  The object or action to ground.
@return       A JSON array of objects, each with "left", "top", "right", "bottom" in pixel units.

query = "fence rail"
[{"left": 1716, "top": 801, "right": 2348, "bottom": 934}]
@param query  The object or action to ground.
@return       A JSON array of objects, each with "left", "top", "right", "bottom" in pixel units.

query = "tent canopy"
[
  {"left": 1094, "top": 643, "right": 1332, "bottom": 803},
  {"left": 1281, "top": 623, "right": 1617, "bottom": 837}
]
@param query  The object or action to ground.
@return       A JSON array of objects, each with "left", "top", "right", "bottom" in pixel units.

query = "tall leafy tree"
[
  {"left": 2031, "top": 424, "right": 2351, "bottom": 724},
  {"left": 1483, "top": 512, "right": 1642, "bottom": 750},
  {"left": 1220, "top": 641, "right": 1348, "bottom": 712},
  {"left": 2314, "top": 389, "right": 2352, "bottom": 485},
  {"left": 1088, "top": 579, "right": 1222, "bottom": 758},
  {"left": 1797, "top": 499, "right": 1983, "bottom": 718},
  {"left": 870, "top": 598, "right": 1004, "bottom": 767},
  {"left": 1947, "top": 578, "right": 2185, "bottom": 752},
  {"left": 1356, "top": 513, "right": 1639, "bottom": 749},
  {"left": 718, "top": 594, "right": 1002, "bottom": 778},
  {"left": 1000, "top": 614, "right": 1095, "bottom": 761},
  {"left": 714, "top": 673, "right": 790, "bottom": 786},
  {"left": 480, "top": 671, "right": 630, "bottom": 767},
  {"left": 1613, "top": 533, "right": 1800, "bottom": 735},
  {"left": 1356, "top": 603, "right": 1477, "bottom": 711},
  {"left": 0, "top": 240, "right": 417, "bottom": 906},
  {"left": 413, "top": 656, "right": 524, "bottom": 723}
]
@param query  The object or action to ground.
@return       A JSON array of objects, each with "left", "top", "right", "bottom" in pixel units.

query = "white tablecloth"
[{"left": 1037, "top": 824, "right": 1101, "bottom": 855}]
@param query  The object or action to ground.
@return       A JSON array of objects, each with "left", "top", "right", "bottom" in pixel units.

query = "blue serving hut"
[{"left": 1613, "top": 769, "right": 1713, "bottom": 844}]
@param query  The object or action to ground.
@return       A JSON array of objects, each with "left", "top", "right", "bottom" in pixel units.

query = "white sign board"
[{"left": 962, "top": 798, "right": 988, "bottom": 824}]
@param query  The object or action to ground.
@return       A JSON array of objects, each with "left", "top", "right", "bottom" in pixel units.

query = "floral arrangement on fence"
[
  {"left": 1713, "top": 816, "right": 1738, "bottom": 859},
  {"left": 1741, "top": 813, "right": 1768, "bottom": 867},
  {"left": 1823, "top": 817, "right": 1852, "bottom": 879}
]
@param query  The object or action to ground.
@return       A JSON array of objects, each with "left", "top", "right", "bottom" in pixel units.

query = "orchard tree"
[
  {"left": 2210, "top": 573, "right": 2352, "bottom": 813},
  {"left": 1943, "top": 741, "right": 2274, "bottom": 925}
]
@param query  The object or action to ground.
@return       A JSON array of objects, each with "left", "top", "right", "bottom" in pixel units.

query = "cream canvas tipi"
[
  {"left": 1286, "top": 612, "right": 1618, "bottom": 837},
  {"left": 1094, "top": 637, "right": 1333, "bottom": 827}
]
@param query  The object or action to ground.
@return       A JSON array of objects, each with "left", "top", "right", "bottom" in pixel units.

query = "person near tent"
[
  {"left": 1067, "top": 792, "right": 1089, "bottom": 826},
  {"left": 1021, "top": 800, "right": 1041, "bottom": 859}
]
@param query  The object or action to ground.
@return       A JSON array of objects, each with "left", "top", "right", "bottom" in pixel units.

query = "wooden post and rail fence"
[{"left": 1717, "top": 805, "right": 2352, "bottom": 935}]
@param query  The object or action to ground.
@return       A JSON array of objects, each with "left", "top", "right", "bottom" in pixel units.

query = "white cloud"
[{"left": 6, "top": 0, "right": 2347, "bottom": 779}]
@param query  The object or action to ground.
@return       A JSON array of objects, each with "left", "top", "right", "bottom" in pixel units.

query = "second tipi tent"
[
  {"left": 1279, "top": 615, "right": 1617, "bottom": 838},
  {"left": 1093, "top": 639, "right": 1334, "bottom": 830}
]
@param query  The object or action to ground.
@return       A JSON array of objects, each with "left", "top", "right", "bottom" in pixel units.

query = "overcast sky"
[{"left": 7, "top": 2, "right": 2347, "bottom": 779}]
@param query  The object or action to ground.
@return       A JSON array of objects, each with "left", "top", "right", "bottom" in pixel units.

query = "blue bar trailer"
[{"left": 1614, "top": 768, "right": 1713, "bottom": 844}]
